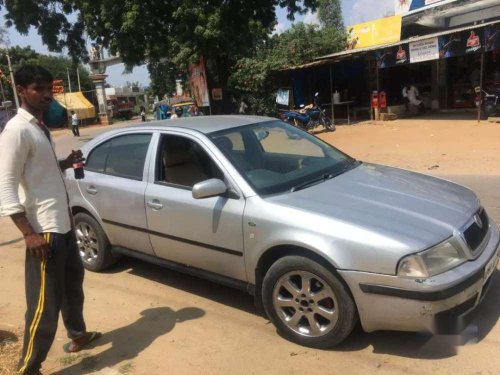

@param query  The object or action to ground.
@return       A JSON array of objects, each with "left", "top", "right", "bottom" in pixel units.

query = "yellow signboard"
[{"left": 347, "top": 15, "right": 402, "bottom": 50}]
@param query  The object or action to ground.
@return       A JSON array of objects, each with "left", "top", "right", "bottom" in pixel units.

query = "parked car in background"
[{"left": 66, "top": 116, "right": 499, "bottom": 348}]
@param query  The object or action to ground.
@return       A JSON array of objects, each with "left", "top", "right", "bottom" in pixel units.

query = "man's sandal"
[{"left": 63, "top": 332, "right": 101, "bottom": 353}]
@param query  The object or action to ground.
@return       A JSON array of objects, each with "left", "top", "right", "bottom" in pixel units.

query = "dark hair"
[{"left": 14, "top": 65, "right": 53, "bottom": 87}]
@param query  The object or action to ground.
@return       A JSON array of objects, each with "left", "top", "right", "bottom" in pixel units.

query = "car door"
[
  {"left": 144, "top": 132, "right": 246, "bottom": 281},
  {"left": 79, "top": 132, "right": 155, "bottom": 255}
]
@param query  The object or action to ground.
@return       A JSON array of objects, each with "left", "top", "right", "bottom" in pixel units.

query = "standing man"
[
  {"left": 0, "top": 65, "right": 100, "bottom": 375},
  {"left": 70, "top": 110, "right": 80, "bottom": 137}
]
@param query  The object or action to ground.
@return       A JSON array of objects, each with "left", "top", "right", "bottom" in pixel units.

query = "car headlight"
[{"left": 397, "top": 241, "right": 466, "bottom": 278}]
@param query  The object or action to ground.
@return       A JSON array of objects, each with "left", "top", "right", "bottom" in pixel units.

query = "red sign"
[
  {"left": 396, "top": 46, "right": 407, "bottom": 60},
  {"left": 467, "top": 31, "right": 480, "bottom": 48}
]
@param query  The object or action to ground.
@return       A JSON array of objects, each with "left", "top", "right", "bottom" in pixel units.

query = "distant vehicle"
[
  {"left": 66, "top": 116, "right": 499, "bottom": 348},
  {"left": 475, "top": 85, "right": 500, "bottom": 118},
  {"left": 108, "top": 99, "right": 135, "bottom": 120},
  {"left": 279, "top": 93, "right": 335, "bottom": 133},
  {"left": 171, "top": 97, "right": 197, "bottom": 118}
]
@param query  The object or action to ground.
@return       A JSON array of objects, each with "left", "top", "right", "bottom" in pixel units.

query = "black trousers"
[
  {"left": 71, "top": 125, "right": 80, "bottom": 136},
  {"left": 18, "top": 231, "right": 86, "bottom": 375}
]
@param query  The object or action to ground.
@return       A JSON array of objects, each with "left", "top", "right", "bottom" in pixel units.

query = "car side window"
[
  {"left": 86, "top": 134, "right": 152, "bottom": 180},
  {"left": 157, "top": 135, "right": 223, "bottom": 188},
  {"left": 86, "top": 140, "right": 111, "bottom": 173}
]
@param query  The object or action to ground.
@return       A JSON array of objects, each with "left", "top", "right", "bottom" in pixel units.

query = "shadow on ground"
[
  {"left": 105, "top": 257, "right": 257, "bottom": 315},
  {"left": 53, "top": 306, "right": 204, "bottom": 374},
  {"left": 108, "top": 256, "right": 498, "bottom": 360}
]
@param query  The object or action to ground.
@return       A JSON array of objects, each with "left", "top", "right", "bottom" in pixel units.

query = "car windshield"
[{"left": 209, "top": 120, "right": 359, "bottom": 195}]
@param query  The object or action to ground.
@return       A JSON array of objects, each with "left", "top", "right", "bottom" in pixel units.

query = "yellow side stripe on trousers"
[{"left": 19, "top": 233, "right": 49, "bottom": 374}]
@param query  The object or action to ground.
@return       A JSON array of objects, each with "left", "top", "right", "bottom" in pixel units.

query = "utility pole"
[
  {"left": 67, "top": 67, "right": 72, "bottom": 93},
  {"left": 0, "top": 77, "right": 6, "bottom": 103},
  {"left": 6, "top": 52, "right": 19, "bottom": 109},
  {"left": 76, "top": 67, "right": 81, "bottom": 91}
]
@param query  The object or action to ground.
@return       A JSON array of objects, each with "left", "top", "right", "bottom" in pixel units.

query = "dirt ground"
[
  {"left": 318, "top": 113, "right": 500, "bottom": 175},
  {"left": 0, "top": 115, "right": 499, "bottom": 374}
]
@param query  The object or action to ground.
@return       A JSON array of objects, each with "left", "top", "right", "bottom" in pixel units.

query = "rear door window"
[{"left": 86, "top": 133, "right": 152, "bottom": 180}]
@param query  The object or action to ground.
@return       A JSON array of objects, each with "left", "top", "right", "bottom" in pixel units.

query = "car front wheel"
[
  {"left": 262, "top": 256, "right": 357, "bottom": 348},
  {"left": 74, "top": 212, "right": 116, "bottom": 272}
]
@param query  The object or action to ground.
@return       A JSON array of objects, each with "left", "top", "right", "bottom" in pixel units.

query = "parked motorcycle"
[
  {"left": 279, "top": 93, "right": 335, "bottom": 132},
  {"left": 475, "top": 85, "right": 500, "bottom": 118}
]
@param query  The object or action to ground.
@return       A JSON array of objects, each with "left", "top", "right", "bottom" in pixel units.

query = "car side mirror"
[{"left": 192, "top": 178, "right": 227, "bottom": 199}]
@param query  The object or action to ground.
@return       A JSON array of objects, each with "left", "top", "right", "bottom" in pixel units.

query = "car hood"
[{"left": 267, "top": 163, "right": 479, "bottom": 252}]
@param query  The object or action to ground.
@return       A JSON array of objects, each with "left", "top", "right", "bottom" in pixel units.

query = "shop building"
[{"left": 279, "top": 0, "right": 500, "bottom": 122}]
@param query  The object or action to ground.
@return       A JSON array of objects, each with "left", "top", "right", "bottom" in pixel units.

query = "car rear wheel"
[
  {"left": 262, "top": 256, "right": 357, "bottom": 348},
  {"left": 74, "top": 212, "right": 116, "bottom": 272}
]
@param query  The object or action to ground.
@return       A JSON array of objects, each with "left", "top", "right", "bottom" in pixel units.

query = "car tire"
[
  {"left": 74, "top": 212, "right": 116, "bottom": 272},
  {"left": 262, "top": 256, "right": 357, "bottom": 348}
]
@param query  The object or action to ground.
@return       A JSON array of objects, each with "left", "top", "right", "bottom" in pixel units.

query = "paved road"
[{"left": 0, "top": 123, "right": 497, "bottom": 374}]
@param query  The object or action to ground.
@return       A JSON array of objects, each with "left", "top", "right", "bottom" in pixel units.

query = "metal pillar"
[
  {"left": 6, "top": 53, "right": 19, "bottom": 108},
  {"left": 478, "top": 52, "right": 484, "bottom": 123}
]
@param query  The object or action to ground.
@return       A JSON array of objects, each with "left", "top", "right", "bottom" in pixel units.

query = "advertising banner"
[
  {"left": 438, "top": 28, "right": 484, "bottom": 58},
  {"left": 485, "top": 24, "right": 500, "bottom": 52},
  {"left": 188, "top": 57, "right": 210, "bottom": 107},
  {"left": 376, "top": 44, "right": 410, "bottom": 68},
  {"left": 346, "top": 15, "right": 402, "bottom": 50},
  {"left": 395, "top": 0, "right": 457, "bottom": 15},
  {"left": 409, "top": 37, "right": 439, "bottom": 63}
]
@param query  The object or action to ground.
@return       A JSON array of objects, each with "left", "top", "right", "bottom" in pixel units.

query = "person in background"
[
  {"left": 71, "top": 111, "right": 80, "bottom": 137},
  {"left": 403, "top": 84, "right": 424, "bottom": 110},
  {"left": 0, "top": 65, "right": 100, "bottom": 375},
  {"left": 170, "top": 106, "right": 183, "bottom": 119},
  {"left": 140, "top": 105, "right": 146, "bottom": 122},
  {"left": 188, "top": 104, "right": 204, "bottom": 117},
  {"left": 401, "top": 86, "right": 410, "bottom": 112}
]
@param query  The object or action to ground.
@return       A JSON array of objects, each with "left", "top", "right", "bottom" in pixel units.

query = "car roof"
[{"left": 121, "top": 115, "right": 276, "bottom": 135}]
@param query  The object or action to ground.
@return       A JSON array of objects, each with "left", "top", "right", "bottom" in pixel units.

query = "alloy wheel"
[
  {"left": 75, "top": 223, "right": 99, "bottom": 263},
  {"left": 272, "top": 271, "right": 339, "bottom": 337}
]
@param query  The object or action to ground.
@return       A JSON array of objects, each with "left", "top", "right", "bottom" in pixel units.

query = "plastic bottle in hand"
[{"left": 73, "top": 151, "right": 85, "bottom": 180}]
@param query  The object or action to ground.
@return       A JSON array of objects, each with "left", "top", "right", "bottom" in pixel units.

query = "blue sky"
[{"left": 1, "top": 0, "right": 394, "bottom": 87}]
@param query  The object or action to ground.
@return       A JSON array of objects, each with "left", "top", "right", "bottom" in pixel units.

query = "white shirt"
[
  {"left": 407, "top": 86, "right": 422, "bottom": 106},
  {"left": 71, "top": 113, "right": 78, "bottom": 126},
  {"left": 0, "top": 108, "right": 72, "bottom": 234}
]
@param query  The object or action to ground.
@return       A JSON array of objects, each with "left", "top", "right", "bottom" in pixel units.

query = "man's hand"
[
  {"left": 25, "top": 232, "right": 51, "bottom": 260},
  {"left": 60, "top": 150, "right": 84, "bottom": 171}
]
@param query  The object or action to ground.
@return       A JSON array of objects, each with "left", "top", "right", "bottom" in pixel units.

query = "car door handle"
[
  {"left": 147, "top": 200, "right": 164, "bottom": 210},
  {"left": 86, "top": 186, "right": 98, "bottom": 195}
]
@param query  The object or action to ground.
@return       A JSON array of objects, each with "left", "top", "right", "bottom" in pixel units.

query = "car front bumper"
[{"left": 339, "top": 218, "right": 500, "bottom": 334}]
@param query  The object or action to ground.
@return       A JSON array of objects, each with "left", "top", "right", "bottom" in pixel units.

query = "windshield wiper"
[
  {"left": 290, "top": 161, "right": 359, "bottom": 193},
  {"left": 290, "top": 173, "right": 335, "bottom": 193}
]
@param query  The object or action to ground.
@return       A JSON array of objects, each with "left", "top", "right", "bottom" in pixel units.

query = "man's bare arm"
[{"left": 11, "top": 213, "right": 50, "bottom": 260}]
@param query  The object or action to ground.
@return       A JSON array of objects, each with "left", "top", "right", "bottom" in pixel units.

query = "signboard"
[
  {"left": 188, "top": 57, "right": 210, "bottom": 107},
  {"left": 395, "top": 0, "right": 458, "bottom": 15},
  {"left": 376, "top": 44, "right": 410, "bottom": 68},
  {"left": 438, "top": 28, "right": 484, "bottom": 58},
  {"left": 211, "top": 88, "right": 223, "bottom": 101},
  {"left": 346, "top": 15, "right": 402, "bottom": 50},
  {"left": 485, "top": 24, "right": 500, "bottom": 52},
  {"left": 409, "top": 37, "right": 439, "bottom": 63},
  {"left": 276, "top": 89, "right": 290, "bottom": 106}
]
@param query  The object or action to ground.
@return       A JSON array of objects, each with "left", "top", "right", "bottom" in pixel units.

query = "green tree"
[
  {"left": 0, "top": 46, "right": 93, "bottom": 101},
  {"left": 147, "top": 60, "right": 179, "bottom": 99},
  {"left": 0, "top": 1, "right": 318, "bottom": 112},
  {"left": 317, "top": 0, "right": 344, "bottom": 30},
  {"left": 229, "top": 22, "right": 344, "bottom": 115}
]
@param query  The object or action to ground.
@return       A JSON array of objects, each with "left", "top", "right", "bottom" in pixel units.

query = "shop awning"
[
  {"left": 316, "top": 19, "right": 500, "bottom": 62},
  {"left": 54, "top": 92, "right": 96, "bottom": 119}
]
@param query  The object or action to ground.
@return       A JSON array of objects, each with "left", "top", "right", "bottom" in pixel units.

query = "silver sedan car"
[{"left": 66, "top": 116, "right": 499, "bottom": 348}]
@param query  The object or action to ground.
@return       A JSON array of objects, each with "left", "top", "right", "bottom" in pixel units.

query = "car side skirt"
[{"left": 112, "top": 246, "right": 255, "bottom": 295}]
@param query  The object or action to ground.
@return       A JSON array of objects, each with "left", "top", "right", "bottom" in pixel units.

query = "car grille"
[{"left": 463, "top": 208, "right": 489, "bottom": 252}]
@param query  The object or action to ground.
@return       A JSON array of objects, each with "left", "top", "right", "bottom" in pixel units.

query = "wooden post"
[
  {"left": 478, "top": 52, "right": 484, "bottom": 123},
  {"left": 329, "top": 63, "right": 334, "bottom": 120}
]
